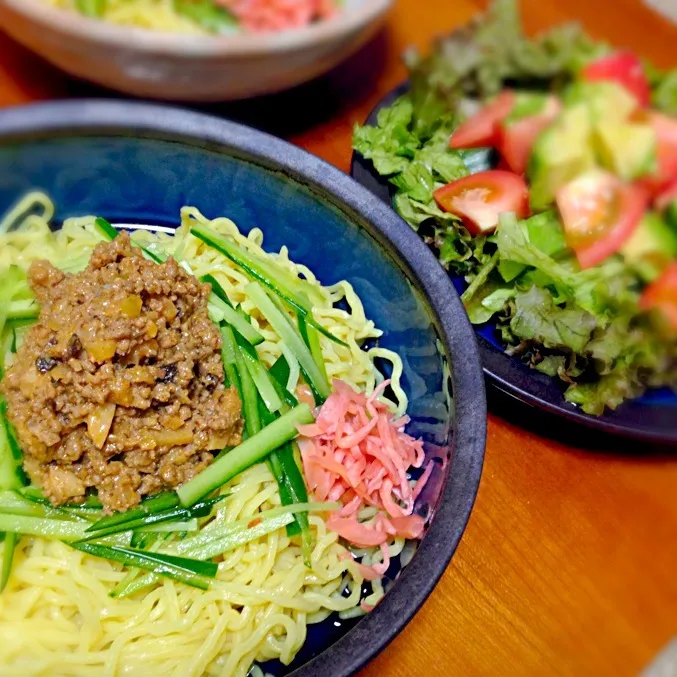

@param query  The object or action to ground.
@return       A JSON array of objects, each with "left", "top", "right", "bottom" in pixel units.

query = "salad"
[
  {"left": 353, "top": 0, "right": 677, "bottom": 415},
  {"left": 44, "top": 0, "right": 338, "bottom": 35}
]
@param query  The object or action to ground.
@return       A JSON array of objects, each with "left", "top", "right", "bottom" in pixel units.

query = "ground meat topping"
[{"left": 1, "top": 233, "right": 243, "bottom": 513}]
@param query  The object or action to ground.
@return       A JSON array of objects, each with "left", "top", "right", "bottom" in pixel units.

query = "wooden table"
[{"left": 1, "top": 1, "right": 677, "bottom": 675}]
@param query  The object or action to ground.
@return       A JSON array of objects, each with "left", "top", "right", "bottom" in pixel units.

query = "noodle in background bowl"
[
  {"left": 0, "top": 0, "right": 391, "bottom": 100},
  {"left": 0, "top": 101, "right": 486, "bottom": 676}
]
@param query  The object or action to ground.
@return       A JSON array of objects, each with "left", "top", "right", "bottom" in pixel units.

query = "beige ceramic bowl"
[{"left": 0, "top": 0, "right": 392, "bottom": 100}]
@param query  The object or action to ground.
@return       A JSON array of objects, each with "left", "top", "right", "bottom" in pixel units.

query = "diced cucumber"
[{"left": 528, "top": 104, "right": 596, "bottom": 210}]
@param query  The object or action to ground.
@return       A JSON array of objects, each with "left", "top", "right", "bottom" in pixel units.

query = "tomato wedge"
[
  {"left": 556, "top": 170, "right": 648, "bottom": 269},
  {"left": 433, "top": 170, "right": 530, "bottom": 235},
  {"left": 636, "top": 111, "right": 677, "bottom": 196},
  {"left": 497, "top": 96, "right": 562, "bottom": 175},
  {"left": 449, "top": 91, "right": 515, "bottom": 150},
  {"left": 581, "top": 51, "right": 650, "bottom": 107},
  {"left": 656, "top": 179, "right": 677, "bottom": 212},
  {"left": 640, "top": 263, "right": 677, "bottom": 331}
]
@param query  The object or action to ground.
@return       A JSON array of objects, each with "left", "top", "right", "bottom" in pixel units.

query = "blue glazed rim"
[
  {"left": 0, "top": 100, "right": 487, "bottom": 676},
  {"left": 351, "top": 83, "right": 677, "bottom": 446}
]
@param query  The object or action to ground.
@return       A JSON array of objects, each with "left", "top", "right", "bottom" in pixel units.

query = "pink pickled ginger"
[
  {"left": 215, "top": 0, "right": 337, "bottom": 33},
  {"left": 297, "top": 380, "right": 431, "bottom": 560}
]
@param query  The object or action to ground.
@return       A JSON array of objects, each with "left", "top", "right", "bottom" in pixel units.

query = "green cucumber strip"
[
  {"left": 261, "top": 291, "right": 325, "bottom": 404},
  {"left": 7, "top": 300, "right": 38, "bottom": 321},
  {"left": 267, "top": 451, "right": 298, "bottom": 537},
  {"left": 18, "top": 486, "right": 102, "bottom": 519},
  {"left": 0, "top": 265, "right": 32, "bottom": 302},
  {"left": 6, "top": 317, "right": 36, "bottom": 331},
  {"left": 85, "top": 492, "right": 180, "bottom": 533},
  {"left": 258, "top": 400, "right": 309, "bottom": 547},
  {"left": 0, "top": 313, "right": 8, "bottom": 365},
  {"left": 178, "top": 499, "right": 337, "bottom": 555},
  {"left": 129, "top": 531, "right": 158, "bottom": 550},
  {"left": 57, "top": 255, "right": 90, "bottom": 274},
  {"left": 259, "top": 403, "right": 298, "bottom": 536},
  {"left": 94, "top": 217, "right": 166, "bottom": 264},
  {"left": 71, "top": 542, "right": 215, "bottom": 591},
  {"left": 203, "top": 274, "right": 263, "bottom": 346},
  {"left": 212, "top": 296, "right": 263, "bottom": 346},
  {"left": 272, "top": 378, "right": 299, "bottom": 410},
  {"left": 190, "top": 224, "right": 314, "bottom": 306},
  {"left": 190, "top": 224, "right": 345, "bottom": 346},
  {"left": 0, "top": 490, "right": 84, "bottom": 520},
  {"left": 1, "top": 532, "right": 17, "bottom": 592},
  {"left": 0, "top": 400, "right": 28, "bottom": 490},
  {"left": 114, "top": 513, "right": 294, "bottom": 598},
  {"left": 175, "top": 504, "right": 315, "bottom": 554},
  {"left": 140, "top": 247, "right": 166, "bottom": 264},
  {"left": 18, "top": 486, "right": 46, "bottom": 502},
  {"left": 84, "top": 495, "right": 222, "bottom": 540},
  {"left": 298, "top": 315, "right": 329, "bottom": 386},
  {"left": 115, "top": 502, "right": 337, "bottom": 598},
  {"left": 0, "top": 490, "right": 47, "bottom": 517},
  {"left": 0, "top": 513, "right": 89, "bottom": 540},
  {"left": 235, "top": 337, "right": 282, "bottom": 414},
  {"left": 246, "top": 283, "right": 330, "bottom": 402},
  {"left": 10, "top": 324, "right": 30, "bottom": 354},
  {"left": 202, "top": 274, "right": 234, "bottom": 308},
  {"left": 0, "top": 401, "right": 24, "bottom": 465},
  {"left": 220, "top": 325, "right": 243, "bottom": 401},
  {"left": 277, "top": 444, "right": 311, "bottom": 553},
  {"left": 80, "top": 494, "right": 104, "bottom": 509},
  {"left": 177, "top": 403, "right": 314, "bottom": 507},
  {"left": 269, "top": 357, "right": 299, "bottom": 408},
  {"left": 94, "top": 217, "right": 118, "bottom": 241},
  {"left": 79, "top": 507, "right": 190, "bottom": 542},
  {"left": 75, "top": 0, "right": 106, "bottom": 16},
  {"left": 173, "top": 0, "right": 239, "bottom": 33},
  {"left": 111, "top": 534, "right": 165, "bottom": 591},
  {"left": 185, "top": 513, "right": 294, "bottom": 561},
  {"left": 234, "top": 338, "right": 261, "bottom": 439},
  {"left": 270, "top": 355, "right": 291, "bottom": 389},
  {"left": 140, "top": 519, "right": 198, "bottom": 534}
]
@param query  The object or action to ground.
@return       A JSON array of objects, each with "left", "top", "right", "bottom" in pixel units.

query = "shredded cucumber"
[
  {"left": 246, "top": 283, "right": 331, "bottom": 402},
  {"left": 113, "top": 502, "right": 337, "bottom": 598},
  {"left": 177, "top": 404, "right": 314, "bottom": 507},
  {"left": 190, "top": 224, "right": 345, "bottom": 346}
]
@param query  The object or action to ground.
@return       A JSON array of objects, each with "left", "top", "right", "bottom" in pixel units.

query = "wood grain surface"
[{"left": 1, "top": 1, "right": 677, "bottom": 675}]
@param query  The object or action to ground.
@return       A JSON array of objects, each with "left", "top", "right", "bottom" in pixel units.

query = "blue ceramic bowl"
[
  {"left": 351, "top": 84, "right": 677, "bottom": 445},
  {"left": 0, "top": 101, "right": 486, "bottom": 676}
]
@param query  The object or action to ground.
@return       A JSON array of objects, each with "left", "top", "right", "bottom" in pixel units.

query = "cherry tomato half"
[
  {"left": 655, "top": 179, "right": 677, "bottom": 212},
  {"left": 636, "top": 111, "right": 677, "bottom": 197},
  {"left": 434, "top": 170, "right": 530, "bottom": 236},
  {"left": 497, "top": 96, "right": 562, "bottom": 175},
  {"left": 582, "top": 51, "right": 650, "bottom": 107},
  {"left": 449, "top": 91, "right": 515, "bottom": 150},
  {"left": 556, "top": 170, "right": 648, "bottom": 269},
  {"left": 640, "top": 263, "right": 677, "bottom": 332}
]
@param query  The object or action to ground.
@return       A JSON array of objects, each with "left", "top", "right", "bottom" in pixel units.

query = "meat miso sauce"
[{"left": 1, "top": 233, "right": 243, "bottom": 513}]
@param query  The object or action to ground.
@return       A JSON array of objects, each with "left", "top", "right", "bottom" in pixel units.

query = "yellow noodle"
[
  {"left": 0, "top": 193, "right": 412, "bottom": 677},
  {"left": 41, "top": 0, "right": 204, "bottom": 34}
]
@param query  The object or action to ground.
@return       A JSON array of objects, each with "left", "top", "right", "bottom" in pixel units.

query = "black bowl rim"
[
  {"left": 0, "top": 100, "right": 487, "bottom": 676},
  {"left": 350, "top": 82, "right": 677, "bottom": 446}
]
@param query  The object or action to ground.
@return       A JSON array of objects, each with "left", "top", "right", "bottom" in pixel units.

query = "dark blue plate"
[
  {"left": 351, "top": 84, "right": 677, "bottom": 445},
  {"left": 0, "top": 100, "right": 486, "bottom": 676}
]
